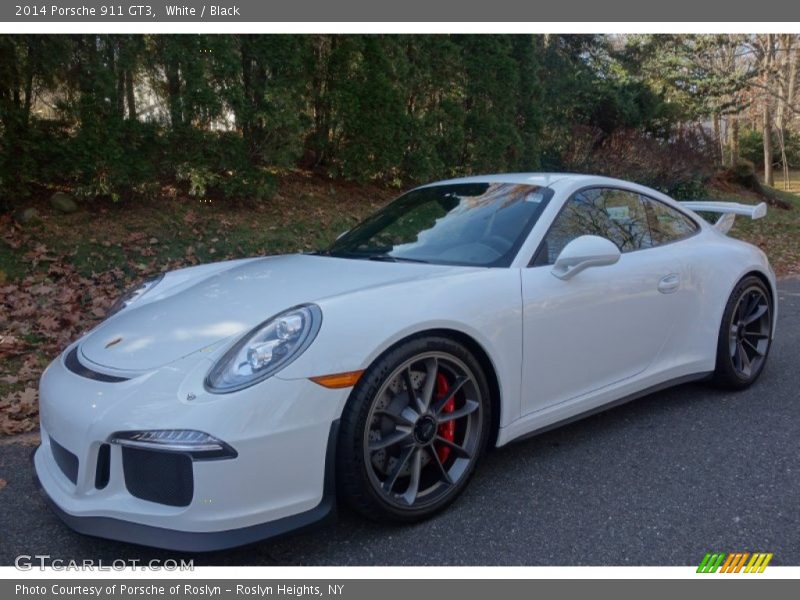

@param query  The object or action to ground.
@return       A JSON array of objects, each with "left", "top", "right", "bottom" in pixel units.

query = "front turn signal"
[{"left": 309, "top": 370, "right": 364, "bottom": 389}]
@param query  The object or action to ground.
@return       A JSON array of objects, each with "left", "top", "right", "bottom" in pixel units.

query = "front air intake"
[
  {"left": 121, "top": 447, "right": 194, "bottom": 507},
  {"left": 50, "top": 437, "right": 79, "bottom": 484},
  {"left": 95, "top": 443, "right": 111, "bottom": 489}
]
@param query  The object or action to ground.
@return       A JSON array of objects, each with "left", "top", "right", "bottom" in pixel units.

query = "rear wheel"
[
  {"left": 712, "top": 276, "right": 773, "bottom": 389},
  {"left": 337, "top": 336, "right": 491, "bottom": 522}
]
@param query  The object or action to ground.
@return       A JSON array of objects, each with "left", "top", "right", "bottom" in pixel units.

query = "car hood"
[{"left": 79, "top": 254, "right": 470, "bottom": 371}]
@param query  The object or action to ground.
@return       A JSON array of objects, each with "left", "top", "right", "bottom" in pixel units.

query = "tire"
[
  {"left": 337, "top": 336, "right": 492, "bottom": 523},
  {"left": 712, "top": 275, "right": 773, "bottom": 390}
]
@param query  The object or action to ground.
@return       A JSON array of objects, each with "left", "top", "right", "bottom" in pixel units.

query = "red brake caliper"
[{"left": 435, "top": 373, "right": 455, "bottom": 463}]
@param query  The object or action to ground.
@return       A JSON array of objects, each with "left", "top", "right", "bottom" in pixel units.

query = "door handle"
[{"left": 658, "top": 273, "right": 681, "bottom": 294}]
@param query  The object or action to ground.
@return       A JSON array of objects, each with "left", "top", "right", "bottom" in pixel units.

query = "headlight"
[
  {"left": 205, "top": 304, "right": 322, "bottom": 393},
  {"left": 107, "top": 273, "right": 164, "bottom": 317}
]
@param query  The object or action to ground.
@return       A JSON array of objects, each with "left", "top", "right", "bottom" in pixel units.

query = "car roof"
[{"left": 417, "top": 173, "right": 655, "bottom": 192}]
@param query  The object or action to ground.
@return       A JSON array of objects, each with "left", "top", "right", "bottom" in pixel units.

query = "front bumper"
[
  {"left": 34, "top": 346, "right": 347, "bottom": 551},
  {"left": 35, "top": 421, "right": 338, "bottom": 552}
]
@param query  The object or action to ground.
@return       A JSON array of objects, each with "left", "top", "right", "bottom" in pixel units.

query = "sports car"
[{"left": 34, "top": 173, "right": 776, "bottom": 551}]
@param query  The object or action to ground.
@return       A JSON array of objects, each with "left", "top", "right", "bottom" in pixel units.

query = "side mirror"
[{"left": 551, "top": 235, "right": 621, "bottom": 280}]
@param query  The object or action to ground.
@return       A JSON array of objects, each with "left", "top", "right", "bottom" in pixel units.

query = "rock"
[
  {"left": 13, "top": 207, "right": 40, "bottom": 224},
  {"left": 50, "top": 191, "right": 78, "bottom": 214}
]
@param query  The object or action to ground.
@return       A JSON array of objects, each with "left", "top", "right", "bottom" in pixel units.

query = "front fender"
[{"left": 276, "top": 268, "right": 523, "bottom": 428}]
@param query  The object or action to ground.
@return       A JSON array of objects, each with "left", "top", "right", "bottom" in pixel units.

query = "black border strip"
[{"left": 64, "top": 347, "right": 130, "bottom": 383}]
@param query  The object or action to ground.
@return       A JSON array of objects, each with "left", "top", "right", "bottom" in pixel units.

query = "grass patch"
[
  {"left": 774, "top": 170, "right": 800, "bottom": 194},
  {"left": 3, "top": 173, "right": 390, "bottom": 285}
]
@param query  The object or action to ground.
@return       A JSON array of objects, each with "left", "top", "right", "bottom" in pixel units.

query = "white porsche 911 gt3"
[{"left": 35, "top": 173, "right": 776, "bottom": 551}]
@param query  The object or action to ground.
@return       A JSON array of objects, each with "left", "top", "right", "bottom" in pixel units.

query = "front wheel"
[
  {"left": 712, "top": 276, "right": 773, "bottom": 389},
  {"left": 337, "top": 336, "right": 491, "bottom": 522}
]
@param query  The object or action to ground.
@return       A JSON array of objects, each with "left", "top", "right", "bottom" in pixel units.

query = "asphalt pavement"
[{"left": 1, "top": 278, "right": 798, "bottom": 566}]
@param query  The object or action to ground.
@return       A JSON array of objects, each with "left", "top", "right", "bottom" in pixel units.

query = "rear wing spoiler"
[{"left": 679, "top": 201, "right": 767, "bottom": 234}]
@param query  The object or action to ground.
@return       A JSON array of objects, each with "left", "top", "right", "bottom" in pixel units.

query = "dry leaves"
[
  {"left": 0, "top": 388, "right": 39, "bottom": 434},
  {"left": 0, "top": 231, "right": 127, "bottom": 435}
]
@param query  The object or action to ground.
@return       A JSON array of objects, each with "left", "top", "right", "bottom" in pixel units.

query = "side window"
[
  {"left": 534, "top": 188, "right": 651, "bottom": 265},
  {"left": 643, "top": 197, "right": 698, "bottom": 245}
]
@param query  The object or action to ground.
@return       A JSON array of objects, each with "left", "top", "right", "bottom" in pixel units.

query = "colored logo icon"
[{"left": 697, "top": 552, "right": 773, "bottom": 573}]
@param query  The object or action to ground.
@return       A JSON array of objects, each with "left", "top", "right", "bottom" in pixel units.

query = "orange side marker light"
[{"left": 309, "top": 370, "right": 364, "bottom": 389}]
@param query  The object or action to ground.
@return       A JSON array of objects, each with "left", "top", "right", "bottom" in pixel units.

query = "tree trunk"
[
  {"left": 763, "top": 103, "right": 774, "bottom": 187},
  {"left": 239, "top": 36, "right": 255, "bottom": 160},
  {"left": 773, "top": 36, "right": 797, "bottom": 189},
  {"left": 125, "top": 69, "right": 136, "bottom": 120},
  {"left": 713, "top": 113, "right": 722, "bottom": 165},
  {"left": 305, "top": 35, "right": 336, "bottom": 169},
  {"left": 165, "top": 63, "right": 182, "bottom": 129},
  {"left": 729, "top": 115, "right": 739, "bottom": 165},
  {"left": 158, "top": 38, "right": 183, "bottom": 130},
  {"left": 22, "top": 39, "right": 34, "bottom": 127},
  {"left": 107, "top": 39, "right": 125, "bottom": 120},
  {"left": 781, "top": 42, "right": 798, "bottom": 185},
  {"left": 778, "top": 129, "right": 789, "bottom": 190},
  {"left": 760, "top": 34, "right": 776, "bottom": 187}
]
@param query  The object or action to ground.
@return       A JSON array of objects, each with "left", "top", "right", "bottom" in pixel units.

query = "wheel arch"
[
  {"left": 356, "top": 327, "right": 503, "bottom": 450},
  {"left": 735, "top": 268, "right": 778, "bottom": 337},
  {"left": 744, "top": 269, "right": 776, "bottom": 313}
]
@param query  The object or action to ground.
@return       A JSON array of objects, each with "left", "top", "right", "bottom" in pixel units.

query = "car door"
[
  {"left": 520, "top": 187, "right": 689, "bottom": 415},
  {"left": 638, "top": 192, "right": 704, "bottom": 361}
]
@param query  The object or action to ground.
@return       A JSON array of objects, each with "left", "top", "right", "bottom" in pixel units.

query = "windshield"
[{"left": 326, "top": 183, "right": 553, "bottom": 267}]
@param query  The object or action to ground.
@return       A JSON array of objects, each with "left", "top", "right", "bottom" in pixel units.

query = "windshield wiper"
[
  {"left": 366, "top": 254, "right": 430, "bottom": 264},
  {"left": 319, "top": 250, "right": 429, "bottom": 263}
]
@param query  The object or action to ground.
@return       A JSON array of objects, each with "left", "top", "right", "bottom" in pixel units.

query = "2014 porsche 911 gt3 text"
[{"left": 34, "top": 174, "right": 777, "bottom": 551}]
